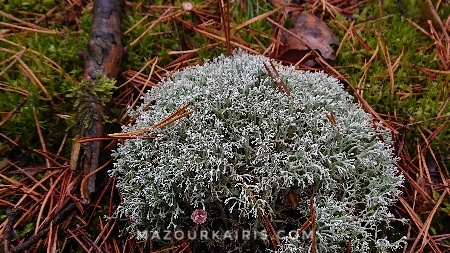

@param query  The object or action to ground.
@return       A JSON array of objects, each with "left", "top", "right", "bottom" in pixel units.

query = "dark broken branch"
[
  {"left": 9, "top": 203, "right": 77, "bottom": 253},
  {"left": 4, "top": 208, "right": 18, "bottom": 253},
  {"left": 72, "top": 0, "right": 124, "bottom": 201}
]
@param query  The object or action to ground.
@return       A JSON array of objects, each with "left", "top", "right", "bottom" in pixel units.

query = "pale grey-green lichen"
[{"left": 110, "top": 52, "right": 405, "bottom": 252}]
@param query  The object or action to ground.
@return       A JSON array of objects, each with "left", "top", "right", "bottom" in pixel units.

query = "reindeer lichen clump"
[{"left": 110, "top": 52, "right": 405, "bottom": 252}]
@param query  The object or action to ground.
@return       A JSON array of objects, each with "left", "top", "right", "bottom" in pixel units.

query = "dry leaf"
[{"left": 278, "top": 12, "right": 339, "bottom": 66}]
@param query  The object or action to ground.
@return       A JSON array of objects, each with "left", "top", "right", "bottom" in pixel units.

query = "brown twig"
[
  {"left": 242, "top": 183, "right": 281, "bottom": 250},
  {"left": 175, "top": 16, "right": 259, "bottom": 54},
  {"left": 80, "top": 160, "right": 111, "bottom": 201},
  {"left": 0, "top": 46, "right": 28, "bottom": 77},
  {"left": 310, "top": 194, "right": 316, "bottom": 253},
  {"left": 0, "top": 98, "right": 27, "bottom": 128},
  {"left": 263, "top": 61, "right": 291, "bottom": 97},
  {"left": 10, "top": 203, "right": 77, "bottom": 253},
  {"left": 219, "top": 0, "right": 231, "bottom": 55},
  {"left": 109, "top": 103, "right": 194, "bottom": 137},
  {"left": 126, "top": 57, "right": 159, "bottom": 120},
  {"left": 17, "top": 59, "right": 51, "bottom": 100},
  {"left": 33, "top": 107, "right": 51, "bottom": 168}
]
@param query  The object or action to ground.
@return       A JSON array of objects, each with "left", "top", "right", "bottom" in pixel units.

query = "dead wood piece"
[
  {"left": 82, "top": 0, "right": 124, "bottom": 80},
  {"left": 73, "top": 0, "right": 124, "bottom": 200},
  {"left": 4, "top": 207, "right": 19, "bottom": 253},
  {"left": 9, "top": 203, "right": 77, "bottom": 253}
]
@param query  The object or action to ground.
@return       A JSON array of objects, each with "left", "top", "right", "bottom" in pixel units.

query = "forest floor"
[{"left": 0, "top": 0, "right": 450, "bottom": 252}]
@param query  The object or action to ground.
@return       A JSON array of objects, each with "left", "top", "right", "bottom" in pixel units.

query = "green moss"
[
  {"left": 0, "top": 0, "right": 57, "bottom": 13},
  {"left": 72, "top": 72, "right": 116, "bottom": 107},
  {"left": 121, "top": 0, "right": 274, "bottom": 70},
  {"left": 68, "top": 72, "right": 116, "bottom": 134},
  {"left": 0, "top": 7, "right": 88, "bottom": 163},
  {"left": 332, "top": 0, "right": 450, "bottom": 154}
]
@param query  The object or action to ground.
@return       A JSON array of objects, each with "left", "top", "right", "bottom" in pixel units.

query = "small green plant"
[{"left": 110, "top": 52, "right": 405, "bottom": 252}]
